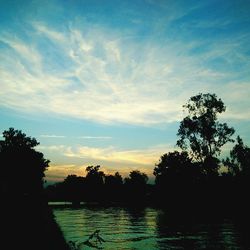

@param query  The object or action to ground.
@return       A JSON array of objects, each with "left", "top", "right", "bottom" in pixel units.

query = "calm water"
[{"left": 51, "top": 203, "right": 249, "bottom": 250}]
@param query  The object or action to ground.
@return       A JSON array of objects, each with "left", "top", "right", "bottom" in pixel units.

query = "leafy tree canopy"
[
  {"left": 154, "top": 151, "right": 191, "bottom": 177},
  {"left": 177, "top": 93, "right": 235, "bottom": 164},
  {"left": 0, "top": 127, "right": 39, "bottom": 149},
  {"left": 0, "top": 128, "right": 49, "bottom": 197}
]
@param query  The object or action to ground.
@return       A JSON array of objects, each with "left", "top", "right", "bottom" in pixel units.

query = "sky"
[{"left": 1, "top": 0, "right": 250, "bottom": 184}]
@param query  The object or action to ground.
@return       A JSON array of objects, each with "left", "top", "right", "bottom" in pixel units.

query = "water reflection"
[
  {"left": 155, "top": 210, "right": 247, "bottom": 249},
  {"left": 51, "top": 203, "right": 249, "bottom": 250}
]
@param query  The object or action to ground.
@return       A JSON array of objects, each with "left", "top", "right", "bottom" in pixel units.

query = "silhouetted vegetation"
[
  {"left": 0, "top": 128, "right": 70, "bottom": 250},
  {"left": 46, "top": 167, "right": 150, "bottom": 205},
  {"left": 177, "top": 93, "right": 235, "bottom": 175},
  {"left": 1, "top": 93, "right": 250, "bottom": 250},
  {"left": 124, "top": 170, "right": 149, "bottom": 204},
  {"left": 0, "top": 128, "right": 49, "bottom": 201},
  {"left": 223, "top": 136, "right": 250, "bottom": 177},
  {"left": 105, "top": 171, "right": 123, "bottom": 202},
  {"left": 45, "top": 93, "right": 250, "bottom": 222}
]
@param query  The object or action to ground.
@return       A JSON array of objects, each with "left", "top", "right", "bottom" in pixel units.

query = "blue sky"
[{"left": 1, "top": 0, "right": 250, "bottom": 183}]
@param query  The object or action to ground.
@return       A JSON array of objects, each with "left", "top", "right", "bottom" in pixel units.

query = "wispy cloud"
[
  {"left": 37, "top": 145, "right": 66, "bottom": 152},
  {"left": 40, "top": 135, "right": 66, "bottom": 138},
  {"left": 41, "top": 143, "right": 175, "bottom": 166},
  {"left": 39, "top": 135, "right": 112, "bottom": 139},
  {"left": 78, "top": 136, "right": 112, "bottom": 139},
  {"left": 1, "top": 14, "right": 249, "bottom": 126},
  {"left": 43, "top": 142, "right": 176, "bottom": 183}
]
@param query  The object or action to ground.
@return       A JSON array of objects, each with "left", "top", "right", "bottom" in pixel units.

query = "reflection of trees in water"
[
  {"left": 155, "top": 210, "right": 250, "bottom": 249},
  {"left": 124, "top": 207, "right": 158, "bottom": 249},
  {"left": 78, "top": 207, "right": 129, "bottom": 241},
  {"left": 127, "top": 208, "right": 147, "bottom": 229},
  {"left": 155, "top": 210, "right": 196, "bottom": 249},
  {"left": 126, "top": 207, "right": 159, "bottom": 233},
  {"left": 126, "top": 207, "right": 146, "bottom": 223}
]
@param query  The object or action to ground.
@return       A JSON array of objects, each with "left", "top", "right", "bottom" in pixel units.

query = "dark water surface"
[{"left": 51, "top": 203, "right": 249, "bottom": 249}]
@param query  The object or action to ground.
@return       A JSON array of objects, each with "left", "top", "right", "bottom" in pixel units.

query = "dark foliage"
[
  {"left": 177, "top": 93, "right": 235, "bottom": 176},
  {"left": 0, "top": 128, "right": 49, "bottom": 199},
  {"left": 0, "top": 128, "right": 70, "bottom": 250}
]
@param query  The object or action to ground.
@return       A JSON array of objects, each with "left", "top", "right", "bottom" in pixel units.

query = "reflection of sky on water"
[{"left": 52, "top": 204, "right": 249, "bottom": 250}]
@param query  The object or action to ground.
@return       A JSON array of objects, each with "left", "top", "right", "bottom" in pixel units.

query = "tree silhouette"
[
  {"left": 153, "top": 151, "right": 202, "bottom": 208},
  {"left": 124, "top": 170, "right": 148, "bottom": 186},
  {"left": 124, "top": 170, "right": 148, "bottom": 203},
  {"left": 104, "top": 172, "right": 123, "bottom": 202},
  {"left": 105, "top": 172, "right": 123, "bottom": 186},
  {"left": 62, "top": 175, "right": 85, "bottom": 204},
  {"left": 1, "top": 128, "right": 70, "bottom": 250},
  {"left": 222, "top": 136, "right": 250, "bottom": 217},
  {"left": 85, "top": 165, "right": 105, "bottom": 185},
  {"left": 0, "top": 128, "right": 49, "bottom": 199},
  {"left": 223, "top": 136, "right": 250, "bottom": 177},
  {"left": 177, "top": 93, "right": 235, "bottom": 175},
  {"left": 84, "top": 165, "right": 105, "bottom": 201},
  {"left": 154, "top": 151, "right": 198, "bottom": 186}
]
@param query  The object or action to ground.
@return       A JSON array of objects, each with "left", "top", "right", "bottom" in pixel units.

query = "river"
[{"left": 51, "top": 202, "right": 249, "bottom": 249}]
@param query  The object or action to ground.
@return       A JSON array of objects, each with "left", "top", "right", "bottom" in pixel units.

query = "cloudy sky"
[{"left": 1, "top": 0, "right": 250, "bottom": 183}]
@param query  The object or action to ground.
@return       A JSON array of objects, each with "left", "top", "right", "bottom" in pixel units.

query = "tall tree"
[{"left": 177, "top": 93, "right": 235, "bottom": 175}]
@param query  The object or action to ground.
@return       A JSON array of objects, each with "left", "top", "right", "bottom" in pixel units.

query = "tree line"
[{"left": 1, "top": 93, "right": 250, "bottom": 217}]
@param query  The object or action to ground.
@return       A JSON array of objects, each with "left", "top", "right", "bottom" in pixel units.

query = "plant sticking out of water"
[{"left": 68, "top": 229, "right": 105, "bottom": 250}]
